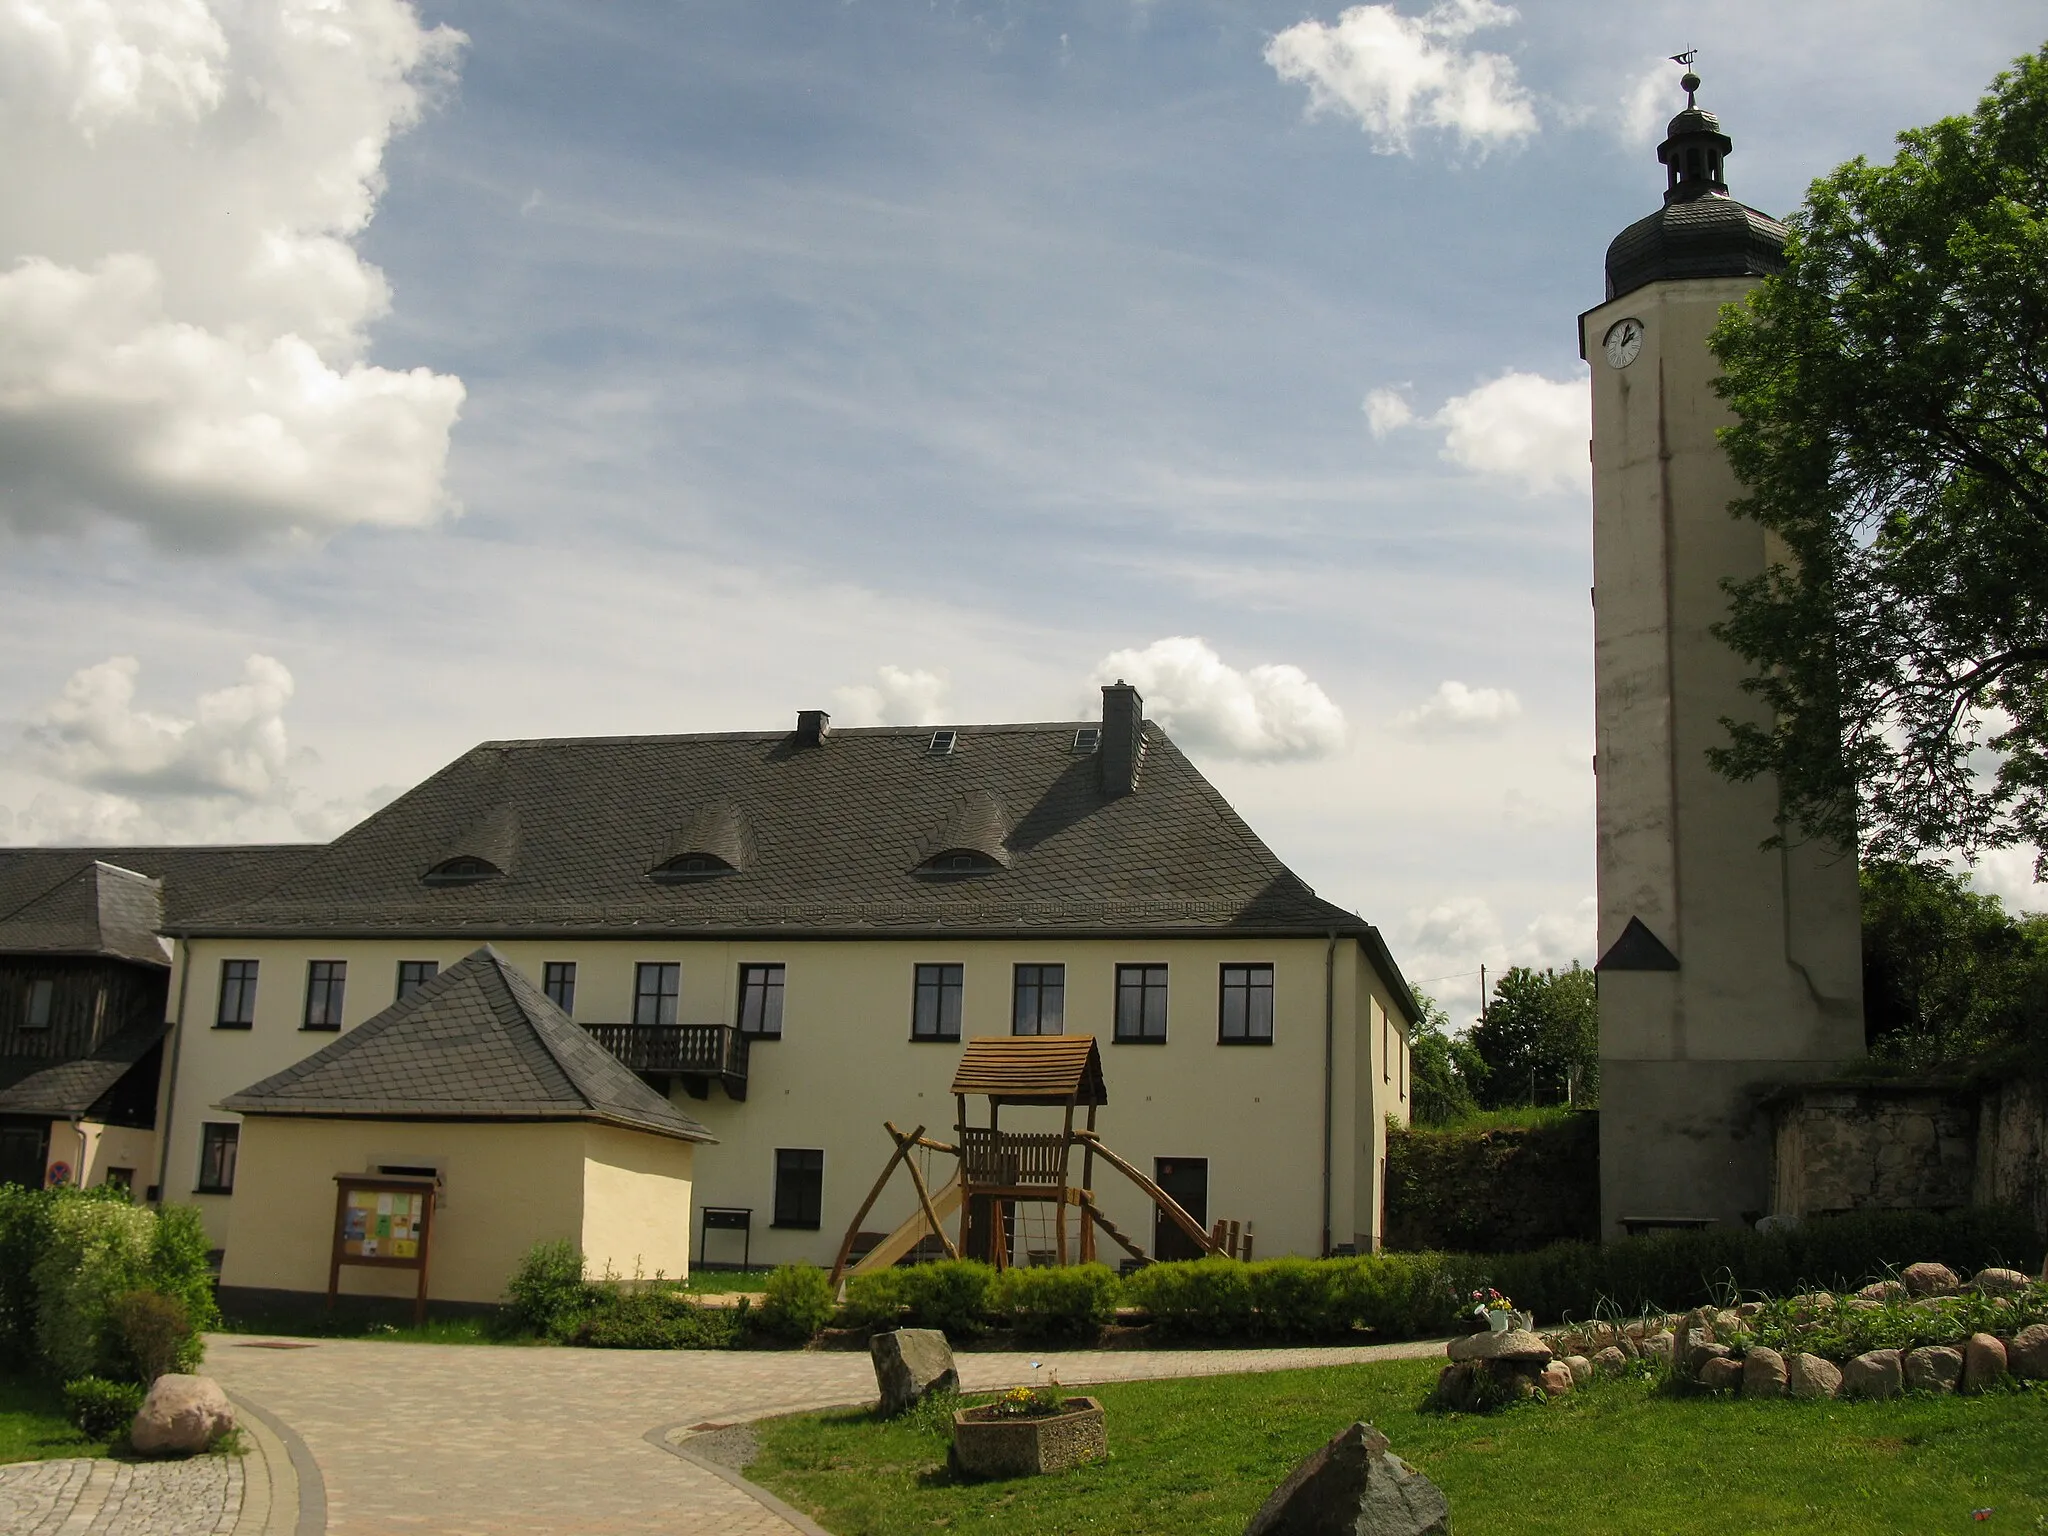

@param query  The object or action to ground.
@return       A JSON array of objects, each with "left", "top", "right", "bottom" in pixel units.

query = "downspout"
[
  {"left": 153, "top": 934, "right": 194, "bottom": 1205},
  {"left": 1322, "top": 930, "right": 1337, "bottom": 1259},
  {"left": 71, "top": 1116, "right": 89, "bottom": 1188}
]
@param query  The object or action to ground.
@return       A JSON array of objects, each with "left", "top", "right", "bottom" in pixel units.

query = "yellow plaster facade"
[
  {"left": 41, "top": 1119, "right": 155, "bottom": 1194},
  {"left": 219, "top": 1115, "right": 694, "bottom": 1303},
  {"left": 164, "top": 931, "right": 1409, "bottom": 1274}
]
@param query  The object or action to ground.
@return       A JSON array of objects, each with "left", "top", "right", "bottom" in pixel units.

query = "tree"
[
  {"left": 1405, "top": 990, "right": 1483, "bottom": 1126},
  {"left": 1468, "top": 964, "right": 1598, "bottom": 1109},
  {"left": 1707, "top": 45, "right": 2048, "bottom": 869},
  {"left": 1860, "top": 858, "right": 2048, "bottom": 1072}
]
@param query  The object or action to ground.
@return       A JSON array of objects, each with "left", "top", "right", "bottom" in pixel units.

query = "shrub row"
[
  {"left": 502, "top": 1206, "right": 2044, "bottom": 1349},
  {"left": 1384, "top": 1112, "right": 1600, "bottom": 1253}
]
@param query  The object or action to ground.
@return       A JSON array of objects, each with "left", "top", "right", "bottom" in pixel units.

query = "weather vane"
[{"left": 1669, "top": 50, "right": 1701, "bottom": 107}]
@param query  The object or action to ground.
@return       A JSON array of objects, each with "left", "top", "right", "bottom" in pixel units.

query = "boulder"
[
  {"left": 1962, "top": 1334, "right": 2007, "bottom": 1394},
  {"left": 1900, "top": 1262, "right": 1959, "bottom": 1298},
  {"left": 1641, "top": 1331, "right": 1675, "bottom": 1364},
  {"left": 1735, "top": 1301, "right": 1766, "bottom": 1319},
  {"left": 1586, "top": 1321, "right": 1617, "bottom": 1351},
  {"left": 1971, "top": 1267, "right": 2031, "bottom": 1296},
  {"left": 869, "top": 1328, "right": 958, "bottom": 1417},
  {"left": 1787, "top": 1353, "right": 1842, "bottom": 1400},
  {"left": 1842, "top": 1297, "right": 1884, "bottom": 1313},
  {"left": 1699, "top": 1357, "right": 1744, "bottom": 1392},
  {"left": 1686, "top": 1341, "right": 1731, "bottom": 1378},
  {"left": 1902, "top": 1345, "right": 1963, "bottom": 1393},
  {"left": 1539, "top": 1360, "right": 1574, "bottom": 1397},
  {"left": 1243, "top": 1421, "right": 1450, "bottom": 1536},
  {"left": 1446, "top": 1328, "right": 1550, "bottom": 1364},
  {"left": 1787, "top": 1291, "right": 1836, "bottom": 1321},
  {"left": 1843, "top": 1350, "right": 1903, "bottom": 1400},
  {"left": 2010, "top": 1322, "right": 2048, "bottom": 1381},
  {"left": 1857, "top": 1280, "right": 1905, "bottom": 1303},
  {"left": 1741, "top": 1347, "right": 1788, "bottom": 1398},
  {"left": 1563, "top": 1354, "right": 1592, "bottom": 1387},
  {"left": 130, "top": 1374, "right": 235, "bottom": 1457},
  {"left": 1593, "top": 1345, "right": 1629, "bottom": 1377}
]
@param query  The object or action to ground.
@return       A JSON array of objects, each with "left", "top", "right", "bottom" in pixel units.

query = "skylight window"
[
  {"left": 422, "top": 856, "right": 500, "bottom": 887},
  {"left": 927, "top": 730, "right": 958, "bottom": 757},
  {"left": 1073, "top": 727, "right": 1101, "bottom": 753},
  {"left": 650, "top": 852, "right": 733, "bottom": 882}
]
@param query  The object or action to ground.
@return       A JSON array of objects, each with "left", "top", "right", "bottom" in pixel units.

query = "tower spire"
[{"left": 1658, "top": 61, "right": 1732, "bottom": 204}]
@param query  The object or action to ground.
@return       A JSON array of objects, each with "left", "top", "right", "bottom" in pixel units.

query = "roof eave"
[{"left": 220, "top": 1102, "right": 715, "bottom": 1144}]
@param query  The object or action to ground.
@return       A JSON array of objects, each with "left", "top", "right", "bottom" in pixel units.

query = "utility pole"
[{"left": 1478, "top": 964, "right": 1487, "bottom": 1027}]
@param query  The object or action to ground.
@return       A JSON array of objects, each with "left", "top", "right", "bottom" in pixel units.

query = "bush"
[
  {"left": 896, "top": 1260, "right": 996, "bottom": 1340},
  {"left": 986, "top": 1263, "right": 1120, "bottom": 1340},
  {"left": 568, "top": 1286, "right": 744, "bottom": 1349},
  {"left": 0, "top": 1182, "right": 53, "bottom": 1369},
  {"left": 146, "top": 1204, "right": 220, "bottom": 1353},
  {"left": 1121, "top": 1257, "right": 1255, "bottom": 1336},
  {"left": 110, "top": 1290, "right": 191, "bottom": 1384},
  {"left": 757, "top": 1264, "right": 835, "bottom": 1342},
  {"left": 34, "top": 1193, "right": 155, "bottom": 1380},
  {"left": 63, "top": 1375, "right": 144, "bottom": 1440},
  {"left": 1385, "top": 1113, "right": 1600, "bottom": 1252},
  {"left": 841, "top": 1269, "right": 906, "bottom": 1330},
  {"left": 504, "top": 1240, "right": 592, "bottom": 1338}
]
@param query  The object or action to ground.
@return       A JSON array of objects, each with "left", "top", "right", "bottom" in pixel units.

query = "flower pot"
[{"left": 951, "top": 1396, "right": 1106, "bottom": 1478}]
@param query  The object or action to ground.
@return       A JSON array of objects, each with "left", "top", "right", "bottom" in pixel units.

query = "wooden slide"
[{"left": 844, "top": 1170, "right": 962, "bottom": 1280}]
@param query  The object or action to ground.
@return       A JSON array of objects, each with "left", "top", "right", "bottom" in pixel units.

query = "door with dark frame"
[{"left": 1152, "top": 1156, "right": 1208, "bottom": 1262}]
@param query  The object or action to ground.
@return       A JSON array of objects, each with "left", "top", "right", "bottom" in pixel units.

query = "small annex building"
[{"left": 216, "top": 945, "right": 712, "bottom": 1307}]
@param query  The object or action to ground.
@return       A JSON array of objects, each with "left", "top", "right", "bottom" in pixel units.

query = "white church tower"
[{"left": 1580, "top": 68, "right": 1864, "bottom": 1238}]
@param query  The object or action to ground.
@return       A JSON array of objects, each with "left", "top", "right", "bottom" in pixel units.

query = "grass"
[
  {"left": 1422, "top": 1104, "right": 1586, "bottom": 1132},
  {"left": 681, "top": 1268, "right": 779, "bottom": 1293},
  {"left": 0, "top": 1375, "right": 111, "bottom": 1466},
  {"left": 215, "top": 1306, "right": 504, "bottom": 1345},
  {"left": 748, "top": 1358, "right": 2048, "bottom": 1536}
]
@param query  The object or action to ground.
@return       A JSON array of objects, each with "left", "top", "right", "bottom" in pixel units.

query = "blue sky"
[{"left": 1, "top": 1, "right": 2041, "bottom": 1019}]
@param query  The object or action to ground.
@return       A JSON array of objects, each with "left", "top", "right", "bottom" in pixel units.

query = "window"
[
  {"left": 303, "top": 961, "right": 347, "bottom": 1031},
  {"left": 1073, "top": 727, "right": 1101, "bottom": 753},
  {"left": 422, "top": 856, "right": 499, "bottom": 886},
  {"left": 773, "top": 1148, "right": 824, "bottom": 1229},
  {"left": 543, "top": 962, "right": 577, "bottom": 1016},
  {"left": 1114, "top": 964, "right": 1168, "bottom": 1043},
  {"left": 912, "top": 964, "right": 963, "bottom": 1041},
  {"left": 216, "top": 961, "right": 258, "bottom": 1029},
  {"left": 197, "top": 1123, "right": 239, "bottom": 1194},
  {"left": 1012, "top": 964, "right": 1065, "bottom": 1036},
  {"left": 25, "top": 978, "right": 54, "bottom": 1030},
  {"left": 738, "top": 964, "right": 784, "bottom": 1038},
  {"left": 634, "top": 963, "right": 680, "bottom": 1026},
  {"left": 927, "top": 729, "right": 957, "bottom": 756},
  {"left": 397, "top": 960, "right": 438, "bottom": 1000},
  {"left": 104, "top": 1167, "right": 134, "bottom": 1194},
  {"left": 1219, "top": 964, "right": 1274, "bottom": 1044}
]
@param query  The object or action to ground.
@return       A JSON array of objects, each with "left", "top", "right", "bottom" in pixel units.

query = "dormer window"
[
  {"left": 422, "top": 856, "right": 500, "bottom": 887},
  {"left": 926, "top": 849, "right": 998, "bottom": 875},
  {"left": 927, "top": 730, "right": 957, "bottom": 756},
  {"left": 650, "top": 852, "right": 735, "bottom": 883}
]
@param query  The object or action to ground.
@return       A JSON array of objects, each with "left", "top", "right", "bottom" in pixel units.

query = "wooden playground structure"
[{"left": 829, "top": 1036, "right": 1240, "bottom": 1286}]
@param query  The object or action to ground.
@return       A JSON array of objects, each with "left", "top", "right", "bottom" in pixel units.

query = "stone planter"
[{"left": 951, "top": 1396, "right": 1106, "bottom": 1478}]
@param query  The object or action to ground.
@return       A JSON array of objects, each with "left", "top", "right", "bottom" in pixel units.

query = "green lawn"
[
  {"left": 749, "top": 1358, "right": 2048, "bottom": 1536},
  {"left": 0, "top": 1375, "right": 110, "bottom": 1466},
  {"left": 682, "top": 1268, "right": 779, "bottom": 1293}
]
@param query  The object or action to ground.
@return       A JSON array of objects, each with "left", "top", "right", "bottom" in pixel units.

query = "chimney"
[
  {"left": 1099, "top": 681, "right": 1143, "bottom": 796},
  {"left": 795, "top": 710, "right": 831, "bottom": 748}
]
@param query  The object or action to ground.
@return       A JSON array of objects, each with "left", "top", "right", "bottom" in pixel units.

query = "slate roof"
[
  {"left": 0, "top": 845, "right": 318, "bottom": 956},
  {"left": 0, "top": 861, "right": 167, "bottom": 965},
  {"left": 220, "top": 946, "right": 713, "bottom": 1143},
  {"left": 0, "top": 1020, "right": 168, "bottom": 1118}
]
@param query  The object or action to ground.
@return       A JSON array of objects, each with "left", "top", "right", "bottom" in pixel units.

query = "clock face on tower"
[{"left": 1603, "top": 317, "right": 1645, "bottom": 369}]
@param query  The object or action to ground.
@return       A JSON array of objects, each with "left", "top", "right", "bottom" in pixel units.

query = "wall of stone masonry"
[{"left": 1976, "top": 1079, "right": 2048, "bottom": 1240}]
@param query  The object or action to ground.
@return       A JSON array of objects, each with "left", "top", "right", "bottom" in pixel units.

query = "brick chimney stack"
[{"left": 1099, "top": 681, "right": 1143, "bottom": 796}]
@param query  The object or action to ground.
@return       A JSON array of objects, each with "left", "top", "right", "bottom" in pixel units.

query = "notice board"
[{"left": 328, "top": 1173, "right": 438, "bottom": 1324}]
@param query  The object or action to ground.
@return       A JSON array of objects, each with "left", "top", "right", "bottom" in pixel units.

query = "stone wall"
[{"left": 1771, "top": 1080, "right": 2047, "bottom": 1236}]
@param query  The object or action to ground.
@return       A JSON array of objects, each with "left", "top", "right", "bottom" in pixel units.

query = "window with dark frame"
[
  {"left": 1218, "top": 963, "right": 1275, "bottom": 1043},
  {"left": 738, "top": 964, "right": 785, "bottom": 1038},
  {"left": 634, "top": 963, "right": 680, "bottom": 1026},
  {"left": 912, "top": 963, "right": 963, "bottom": 1041},
  {"left": 543, "top": 962, "right": 577, "bottom": 1016},
  {"left": 773, "top": 1147, "right": 824, "bottom": 1228},
  {"left": 1012, "top": 963, "right": 1065, "bottom": 1036},
  {"left": 25, "top": 978, "right": 54, "bottom": 1030},
  {"left": 216, "top": 960, "right": 258, "bottom": 1029},
  {"left": 397, "top": 960, "right": 439, "bottom": 1000},
  {"left": 302, "top": 961, "right": 347, "bottom": 1031},
  {"left": 197, "top": 1123, "right": 239, "bottom": 1194},
  {"left": 1114, "top": 964, "right": 1168, "bottom": 1043}
]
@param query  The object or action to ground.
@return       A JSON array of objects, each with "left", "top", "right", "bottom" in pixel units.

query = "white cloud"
[
  {"left": 0, "top": 0, "right": 467, "bottom": 546},
  {"left": 1397, "top": 679, "right": 1522, "bottom": 734},
  {"left": 1621, "top": 62, "right": 1674, "bottom": 148},
  {"left": 1399, "top": 893, "right": 1596, "bottom": 1021},
  {"left": 1967, "top": 847, "right": 2048, "bottom": 915},
  {"left": 1088, "top": 637, "right": 1346, "bottom": 761},
  {"left": 1368, "top": 369, "right": 1588, "bottom": 495},
  {"left": 832, "top": 665, "right": 951, "bottom": 727},
  {"left": 1264, "top": 0, "right": 1538, "bottom": 155}
]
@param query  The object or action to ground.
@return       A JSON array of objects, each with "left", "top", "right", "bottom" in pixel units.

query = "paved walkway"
[{"left": 206, "top": 1333, "right": 1447, "bottom": 1536}]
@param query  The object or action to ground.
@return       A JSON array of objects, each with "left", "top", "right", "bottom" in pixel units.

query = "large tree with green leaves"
[
  {"left": 1405, "top": 991, "right": 1485, "bottom": 1126},
  {"left": 1468, "top": 964, "right": 1598, "bottom": 1109},
  {"left": 1707, "top": 45, "right": 2048, "bottom": 867}
]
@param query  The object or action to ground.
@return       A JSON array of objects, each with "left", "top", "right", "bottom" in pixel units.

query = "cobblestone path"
[{"left": 207, "top": 1333, "right": 1446, "bottom": 1536}]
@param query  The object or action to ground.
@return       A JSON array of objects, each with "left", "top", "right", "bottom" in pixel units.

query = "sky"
[{"left": 1, "top": 0, "right": 2043, "bottom": 1023}]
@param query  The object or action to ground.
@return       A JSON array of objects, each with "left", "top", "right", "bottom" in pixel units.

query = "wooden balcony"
[{"left": 582, "top": 1022, "right": 750, "bottom": 1101}]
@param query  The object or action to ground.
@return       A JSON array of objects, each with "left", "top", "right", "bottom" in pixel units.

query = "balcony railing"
[{"left": 582, "top": 1022, "right": 750, "bottom": 1101}]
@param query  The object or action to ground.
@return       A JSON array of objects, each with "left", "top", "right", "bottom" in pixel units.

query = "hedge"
[{"left": 1384, "top": 1113, "right": 1600, "bottom": 1252}]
